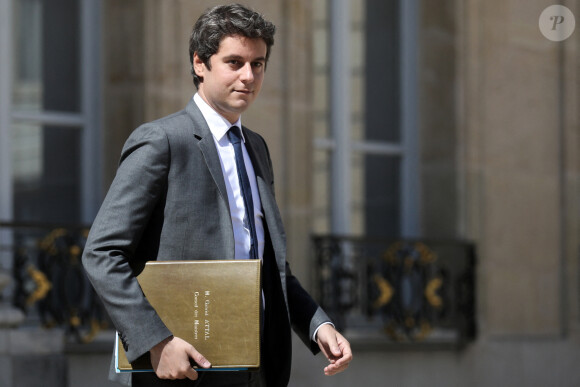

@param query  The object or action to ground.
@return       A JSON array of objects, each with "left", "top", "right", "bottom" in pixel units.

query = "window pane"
[
  {"left": 12, "top": 0, "right": 43, "bottom": 112},
  {"left": 363, "top": 155, "right": 400, "bottom": 237},
  {"left": 13, "top": 0, "right": 80, "bottom": 113},
  {"left": 364, "top": 0, "right": 400, "bottom": 143},
  {"left": 12, "top": 122, "right": 43, "bottom": 183},
  {"left": 13, "top": 124, "right": 81, "bottom": 223}
]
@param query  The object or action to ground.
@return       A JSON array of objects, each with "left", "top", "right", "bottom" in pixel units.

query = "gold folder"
[{"left": 115, "top": 260, "right": 261, "bottom": 372}]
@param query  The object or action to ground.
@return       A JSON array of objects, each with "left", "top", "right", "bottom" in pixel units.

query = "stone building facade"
[{"left": 0, "top": 0, "right": 579, "bottom": 386}]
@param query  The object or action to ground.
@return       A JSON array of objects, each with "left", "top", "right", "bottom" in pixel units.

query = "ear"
[{"left": 193, "top": 52, "right": 206, "bottom": 79}]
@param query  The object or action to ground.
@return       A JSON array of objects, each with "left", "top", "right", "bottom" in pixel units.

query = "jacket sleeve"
[
  {"left": 286, "top": 262, "right": 332, "bottom": 354},
  {"left": 82, "top": 124, "right": 172, "bottom": 363},
  {"left": 251, "top": 130, "right": 333, "bottom": 354}
]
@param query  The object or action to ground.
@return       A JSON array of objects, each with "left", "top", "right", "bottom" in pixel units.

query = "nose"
[{"left": 239, "top": 62, "right": 254, "bottom": 83}]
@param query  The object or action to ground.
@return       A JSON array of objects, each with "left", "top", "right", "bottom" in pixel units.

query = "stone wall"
[{"left": 455, "top": 0, "right": 579, "bottom": 337}]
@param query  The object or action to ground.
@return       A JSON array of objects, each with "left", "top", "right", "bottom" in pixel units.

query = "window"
[
  {"left": 1, "top": 0, "right": 102, "bottom": 226},
  {"left": 312, "top": 0, "right": 419, "bottom": 238}
]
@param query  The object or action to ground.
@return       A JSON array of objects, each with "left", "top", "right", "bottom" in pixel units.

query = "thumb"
[
  {"left": 329, "top": 339, "right": 341, "bottom": 357},
  {"left": 320, "top": 331, "right": 341, "bottom": 358}
]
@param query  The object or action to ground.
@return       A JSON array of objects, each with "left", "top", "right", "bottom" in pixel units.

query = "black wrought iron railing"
[
  {"left": 312, "top": 235, "right": 477, "bottom": 347},
  {"left": 0, "top": 221, "right": 110, "bottom": 343},
  {"left": 0, "top": 224, "right": 478, "bottom": 348}
]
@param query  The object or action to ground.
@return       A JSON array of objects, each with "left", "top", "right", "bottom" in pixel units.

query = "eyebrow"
[{"left": 223, "top": 54, "right": 266, "bottom": 62}]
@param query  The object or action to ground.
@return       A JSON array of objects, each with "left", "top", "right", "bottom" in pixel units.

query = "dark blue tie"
[{"left": 227, "top": 126, "right": 259, "bottom": 260}]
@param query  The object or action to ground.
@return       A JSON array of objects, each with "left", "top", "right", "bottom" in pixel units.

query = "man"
[{"left": 82, "top": 4, "right": 352, "bottom": 386}]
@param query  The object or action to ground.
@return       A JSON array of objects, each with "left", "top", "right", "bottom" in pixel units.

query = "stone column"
[{"left": 455, "top": 0, "right": 579, "bottom": 336}]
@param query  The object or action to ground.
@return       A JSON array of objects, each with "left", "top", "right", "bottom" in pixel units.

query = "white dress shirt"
[{"left": 193, "top": 93, "right": 265, "bottom": 260}]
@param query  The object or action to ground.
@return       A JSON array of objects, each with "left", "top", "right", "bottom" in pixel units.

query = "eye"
[{"left": 252, "top": 62, "right": 264, "bottom": 69}]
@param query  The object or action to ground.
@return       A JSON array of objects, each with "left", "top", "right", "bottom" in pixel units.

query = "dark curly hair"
[{"left": 189, "top": 4, "right": 276, "bottom": 88}]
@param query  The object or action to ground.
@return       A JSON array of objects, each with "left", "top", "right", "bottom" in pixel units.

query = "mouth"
[{"left": 234, "top": 89, "right": 253, "bottom": 95}]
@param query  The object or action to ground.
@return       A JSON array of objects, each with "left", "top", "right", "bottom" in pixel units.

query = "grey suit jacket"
[{"left": 82, "top": 99, "right": 330, "bottom": 385}]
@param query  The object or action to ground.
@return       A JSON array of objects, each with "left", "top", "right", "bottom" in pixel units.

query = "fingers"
[
  {"left": 324, "top": 333, "right": 352, "bottom": 375},
  {"left": 324, "top": 361, "right": 349, "bottom": 376},
  {"left": 317, "top": 327, "right": 353, "bottom": 376},
  {"left": 335, "top": 332, "right": 353, "bottom": 363},
  {"left": 323, "top": 352, "right": 351, "bottom": 375},
  {"left": 181, "top": 366, "right": 199, "bottom": 381},
  {"left": 151, "top": 336, "right": 210, "bottom": 380},
  {"left": 155, "top": 360, "right": 199, "bottom": 381}
]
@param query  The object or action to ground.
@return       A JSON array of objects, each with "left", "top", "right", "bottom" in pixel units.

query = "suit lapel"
[
  {"left": 243, "top": 128, "right": 290, "bottom": 304},
  {"left": 243, "top": 127, "right": 277, "bottom": 237},
  {"left": 185, "top": 100, "right": 230, "bottom": 210}
]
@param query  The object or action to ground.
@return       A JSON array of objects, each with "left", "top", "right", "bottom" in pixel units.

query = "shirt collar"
[{"left": 193, "top": 93, "right": 244, "bottom": 143}]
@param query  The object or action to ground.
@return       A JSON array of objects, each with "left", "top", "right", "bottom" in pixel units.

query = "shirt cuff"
[{"left": 312, "top": 322, "right": 335, "bottom": 342}]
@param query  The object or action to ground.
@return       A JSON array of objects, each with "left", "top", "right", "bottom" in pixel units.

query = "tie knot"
[{"left": 227, "top": 126, "right": 242, "bottom": 145}]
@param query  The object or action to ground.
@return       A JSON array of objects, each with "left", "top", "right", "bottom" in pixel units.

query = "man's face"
[{"left": 194, "top": 35, "right": 267, "bottom": 124}]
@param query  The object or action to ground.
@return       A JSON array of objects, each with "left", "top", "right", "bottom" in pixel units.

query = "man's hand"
[
  {"left": 150, "top": 336, "right": 211, "bottom": 380},
  {"left": 316, "top": 324, "right": 353, "bottom": 376}
]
